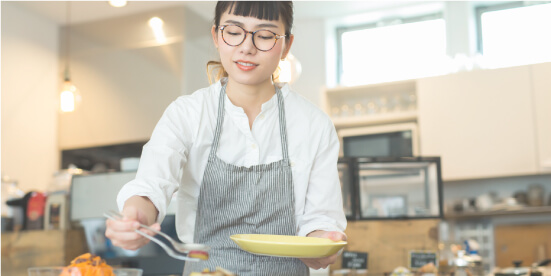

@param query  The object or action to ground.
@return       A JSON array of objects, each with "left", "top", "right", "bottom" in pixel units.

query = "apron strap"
[
  {"left": 208, "top": 83, "right": 291, "bottom": 165},
  {"left": 275, "top": 86, "right": 290, "bottom": 163},
  {"left": 208, "top": 83, "right": 227, "bottom": 161}
]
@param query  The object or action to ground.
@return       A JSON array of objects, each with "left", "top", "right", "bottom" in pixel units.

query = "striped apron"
[{"left": 183, "top": 84, "right": 309, "bottom": 276}]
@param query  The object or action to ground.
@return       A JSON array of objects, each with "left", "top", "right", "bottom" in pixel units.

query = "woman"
[{"left": 105, "top": 2, "right": 347, "bottom": 275}]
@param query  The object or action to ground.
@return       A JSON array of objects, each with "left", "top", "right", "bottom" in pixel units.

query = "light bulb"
[
  {"left": 109, "top": 0, "right": 127, "bottom": 8},
  {"left": 60, "top": 80, "right": 79, "bottom": 112},
  {"left": 148, "top": 17, "right": 167, "bottom": 44},
  {"left": 148, "top": 17, "right": 163, "bottom": 28}
]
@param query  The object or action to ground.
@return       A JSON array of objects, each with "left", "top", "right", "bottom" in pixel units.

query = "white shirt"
[{"left": 117, "top": 79, "right": 347, "bottom": 243}]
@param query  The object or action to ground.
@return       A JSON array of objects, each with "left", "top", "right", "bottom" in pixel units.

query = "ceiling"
[{"left": 12, "top": 1, "right": 419, "bottom": 26}]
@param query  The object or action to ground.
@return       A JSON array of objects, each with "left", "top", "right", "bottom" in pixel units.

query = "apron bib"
[{"left": 183, "top": 83, "right": 309, "bottom": 276}]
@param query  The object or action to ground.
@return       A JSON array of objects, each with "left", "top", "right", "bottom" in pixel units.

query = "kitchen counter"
[{"left": 1, "top": 229, "right": 88, "bottom": 276}]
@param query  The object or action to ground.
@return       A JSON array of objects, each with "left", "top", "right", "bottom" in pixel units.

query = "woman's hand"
[
  {"left": 299, "top": 230, "right": 347, "bottom": 270},
  {"left": 104, "top": 196, "right": 160, "bottom": 251}
]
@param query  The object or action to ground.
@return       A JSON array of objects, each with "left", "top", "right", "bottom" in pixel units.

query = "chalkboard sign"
[
  {"left": 409, "top": 251, "right": 438, "bottom": 269},
  {"left": 341, "top": 251, "right": 368, "bottom": 269}
]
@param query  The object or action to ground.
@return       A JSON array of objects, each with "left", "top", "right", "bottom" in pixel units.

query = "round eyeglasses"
[{"left": 218, "top": 25, "right": 286, "bottom": 52}]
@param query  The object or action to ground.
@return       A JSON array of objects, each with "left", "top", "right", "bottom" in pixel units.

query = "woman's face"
[{"left": 212, "top": 10, "right": 293, "bottom": 87}]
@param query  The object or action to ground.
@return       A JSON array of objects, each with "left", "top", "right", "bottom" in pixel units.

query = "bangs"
[{"left": 225, "top": 1, "right": 281, "bottom": 22}]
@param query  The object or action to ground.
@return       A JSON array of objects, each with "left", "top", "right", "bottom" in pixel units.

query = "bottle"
[
  {"left": 44, "top": 191, "right": 69, "bottom": 230},
  {"left": 25, "top": 192, "right": 47, "bottom": 230}
]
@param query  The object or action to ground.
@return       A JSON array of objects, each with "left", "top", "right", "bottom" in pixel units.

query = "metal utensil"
[{"left": 103, "top": 210, "right": 209, "bottom": 262}]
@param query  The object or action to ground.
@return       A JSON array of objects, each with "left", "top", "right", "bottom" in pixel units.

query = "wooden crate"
[
  {"left": 331, "top": 219, "right": 440, "bottom": 274},
  {"left": 1, "top": 229, "right": 88, "bottom": 276}
]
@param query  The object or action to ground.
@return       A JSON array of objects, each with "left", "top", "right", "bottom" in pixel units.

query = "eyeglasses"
[{"left": 218, "top": 24, "right": 286, "bottom": 52}]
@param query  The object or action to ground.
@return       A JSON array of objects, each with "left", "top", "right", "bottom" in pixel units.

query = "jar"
[{"left": 527, "top": 184, "right": 545, "bottom": 207}]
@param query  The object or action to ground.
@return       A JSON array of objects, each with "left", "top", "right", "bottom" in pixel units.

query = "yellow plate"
[{"left": 230, "top": 234, "right": 347, "bottom": 258}]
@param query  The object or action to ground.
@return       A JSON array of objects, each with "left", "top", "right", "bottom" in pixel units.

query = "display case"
[{"left": 338, "top": 157, "right": 443, "bottom": 220}]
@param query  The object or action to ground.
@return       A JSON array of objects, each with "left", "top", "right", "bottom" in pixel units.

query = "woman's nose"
[{"left": 239, "top": 33, "right": 257, "bottom": 54}]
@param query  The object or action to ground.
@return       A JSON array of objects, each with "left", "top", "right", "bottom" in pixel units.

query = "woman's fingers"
[
  {"left": 105, "top": 214, "right": 161, "bottom": 251},
  {"left": 327, "top": 231, "right": 347, "bottom": 242},
  {"left": 300, "top": 231, "right": 345, "bottom": 269},
  {"left": 300, "top": 254, "right": 338, "bottom": 270}
]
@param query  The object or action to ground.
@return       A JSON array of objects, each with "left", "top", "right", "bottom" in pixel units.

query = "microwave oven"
[{"left": 337, "top": 122, "right": 419, "bottom": 158}]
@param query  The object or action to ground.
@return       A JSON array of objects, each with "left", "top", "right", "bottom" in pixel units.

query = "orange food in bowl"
[{"left": 60, "top": 253, "right": 114, "bottom": 276}]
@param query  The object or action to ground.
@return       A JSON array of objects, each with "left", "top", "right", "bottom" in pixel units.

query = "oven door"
[
  {"left": 338, "top": 157, "right": 358, "bottom": 220},
  {"left": 338, "top": 122, "right": 419, "bottom": 158},
  {"left": 354, "top": 157, "right": 443, "bottom": 220}
]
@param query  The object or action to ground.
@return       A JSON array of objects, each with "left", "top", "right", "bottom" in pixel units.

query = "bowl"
[{"left": 28, "top": 267, "right": 143, "bottom": 276}]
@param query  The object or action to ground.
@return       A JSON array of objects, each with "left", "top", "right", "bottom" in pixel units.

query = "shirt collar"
[{"left": 216, "top": 78, "right": 290, "bottom": 114}]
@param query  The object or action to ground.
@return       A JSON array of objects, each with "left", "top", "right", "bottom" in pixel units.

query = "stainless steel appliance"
[
  {"left": 338, "top": 123, "right": 419, "bottom": 158},
  {"left": 338, "top": 157, "right": 443, "bottom": 220}
]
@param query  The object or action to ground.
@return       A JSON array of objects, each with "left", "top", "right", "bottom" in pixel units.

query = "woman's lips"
[{"left": 235, "top": 60, "right": 258, "bottom": 71}]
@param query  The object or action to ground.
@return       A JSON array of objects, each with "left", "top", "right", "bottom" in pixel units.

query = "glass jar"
[{"left": 527, "top": 184, "right": 545, "bottom": 207}]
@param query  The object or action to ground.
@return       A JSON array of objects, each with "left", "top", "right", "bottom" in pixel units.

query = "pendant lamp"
[{"left": 60, "top": 1, "right": 80, "bottom": 113}]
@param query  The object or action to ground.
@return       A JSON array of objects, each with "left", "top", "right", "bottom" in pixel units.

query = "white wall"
[
  {"left": 1, "top": 2, "right": 59, "bottom": 192},
  {"left": 181, "top": 7, "right": 216, "bottom": 95},
  {"left": 289, "top": 17, "right": 327, "bottom": 107},
  {"left": 58, "top": 7, "right": 188, "bottom": 149}
]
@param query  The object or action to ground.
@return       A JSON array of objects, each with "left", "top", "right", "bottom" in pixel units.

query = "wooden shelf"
[
  {"left": 332, "top": 110, "right": 418, "bottom": 128},
  {"left": 444, "top": 206, "right": 551, "bottom": 219},
  {"left": 325, "top": 79, "right": 416, "bottom": 97}
]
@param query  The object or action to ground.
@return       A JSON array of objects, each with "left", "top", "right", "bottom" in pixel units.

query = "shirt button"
[
  {"left": 259, "top": 114, "right": 265, "bottom": 120},
  {"left": 251, "top": 144, "right": 257, "bottom": 149},
  {"left": 290, "top": 161, "right": 295, "bottom": 167}
]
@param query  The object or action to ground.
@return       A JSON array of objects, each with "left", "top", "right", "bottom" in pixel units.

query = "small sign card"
[
  {"left": 341, "top": 251, "right": 368, "bottom": 270},
  {"left": 409, "top": 251, "right": 438, "bottom": 269}
]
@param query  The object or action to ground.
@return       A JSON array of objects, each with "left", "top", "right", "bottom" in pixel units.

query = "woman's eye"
[
  {"left": 258, "top": 35, "right": 275, "bottom": 40},
  {"left": 228, "top": 32, "right": 241, "bottom": 36}
]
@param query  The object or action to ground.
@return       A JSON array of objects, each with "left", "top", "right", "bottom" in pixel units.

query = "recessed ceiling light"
[
  {"left": 149, "top": 17, "right": 167, "bottom": 44},
  {"left": 109, "top": 0, "right": 127, "bottom": 8}
]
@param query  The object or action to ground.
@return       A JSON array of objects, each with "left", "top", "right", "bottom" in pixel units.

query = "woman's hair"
[{"left": 207, "top": 1, "right": 294, "bottom": 84}]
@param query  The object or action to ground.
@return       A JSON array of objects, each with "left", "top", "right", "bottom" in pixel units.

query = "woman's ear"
[
  {"left": 211, "top": 25, "right": 219, "bottom": 49},
  {"left": 281, "top": 34, "right": 295, "bottom": 60}
]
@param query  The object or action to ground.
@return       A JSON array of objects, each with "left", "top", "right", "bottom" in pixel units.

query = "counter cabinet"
[{"left": 1, "top": 229, "right": 88, "bottom": 276}]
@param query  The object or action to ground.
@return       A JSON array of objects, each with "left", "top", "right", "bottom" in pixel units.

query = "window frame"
[
  {"left": 474, "top": 1, "right": 524, "bottom": 54},
  {"left": 336, "top": 12, "right": 444, "bottom": 86}
]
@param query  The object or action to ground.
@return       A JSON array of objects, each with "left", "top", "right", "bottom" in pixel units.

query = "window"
[
  {"left": 476, "top": 2, "right": 551, "bottom": 68},
  {"left": 337, "top": 14, "right": 447, "bottom": 86}
]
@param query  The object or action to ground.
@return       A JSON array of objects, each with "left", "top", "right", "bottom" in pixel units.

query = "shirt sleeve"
[
  {"left": 297, "top": 116, "right": 347, "bottom": 237},
  {"left": 117, "top": 98, "right": 195, "bottom": 223}
]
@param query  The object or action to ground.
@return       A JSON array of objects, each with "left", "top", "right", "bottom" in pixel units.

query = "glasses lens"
[
  {"left": 222, "top": 25, "right": 245, "bottom": 46},
  {"left": 253, "top": 30, "right": 277, "bottom": 51}
]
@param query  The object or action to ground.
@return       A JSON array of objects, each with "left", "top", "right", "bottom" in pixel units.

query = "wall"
[
  {"left": 443, "top": 174, "right": 551, "bottom": 210},
  {"left": 289, "top": 17, "right": 327, "bottom": 106},
  {"left": 58, "top": 7, "right": 212, "bottom": 149},
  {"left": 1, "top": 2, "right": 60, "bottom": 192},
  {"left": 181, "top": 7, "right": 216, "bottom": 95}
]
